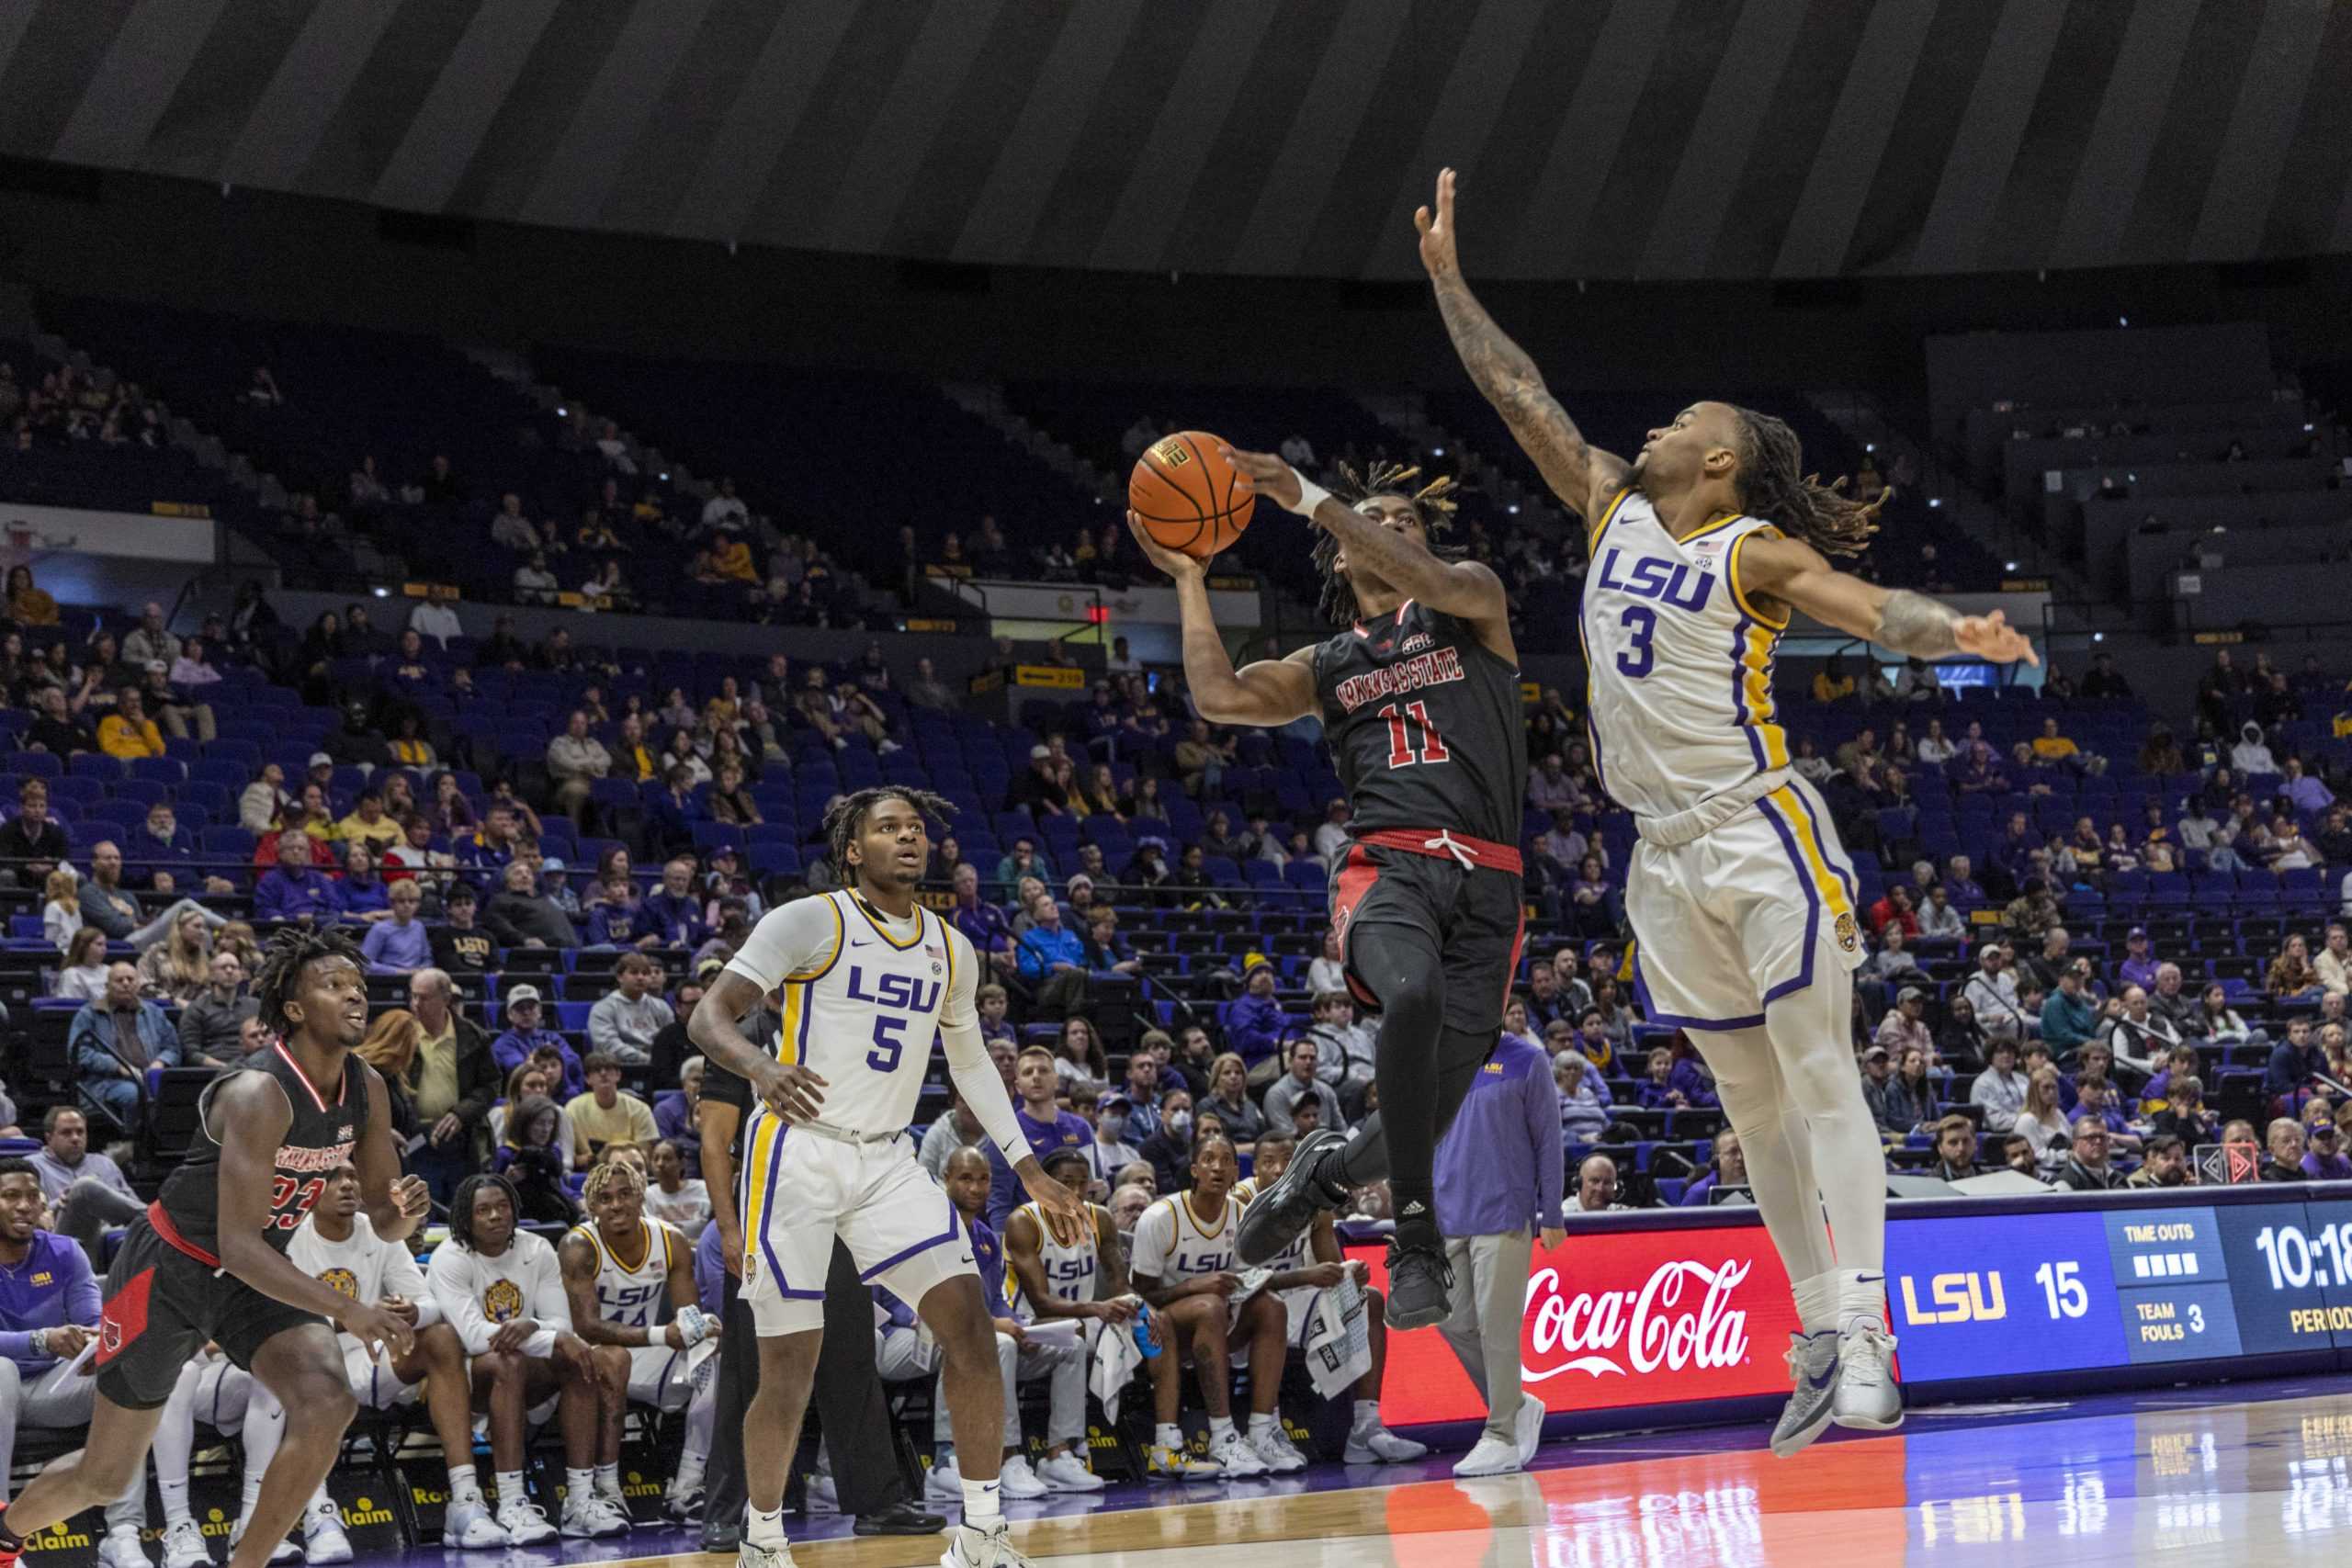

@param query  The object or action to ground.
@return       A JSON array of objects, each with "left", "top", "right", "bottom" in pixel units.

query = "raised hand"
[
  {"left": 1125, "top": 511, "right": 1206, "bottom": 581},
  {"left": 1414, "top": 166, "right": 1461, "bottom": 279}
]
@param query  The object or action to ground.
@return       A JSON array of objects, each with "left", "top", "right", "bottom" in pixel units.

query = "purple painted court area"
[{"left": 308, "top": 1376, "right": 2331, "bottom": 1568}]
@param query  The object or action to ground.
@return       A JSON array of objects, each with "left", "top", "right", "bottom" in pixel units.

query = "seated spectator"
[
  {"left": 1564, "top": 1153, "right": 1628, "bottom": 1215},
  {"left": 491, "top": 984, "right": 581, "bottom": 1092},
  {"left": 587, "top": 953, "right": 673, "bottom": 1066},
  {"left": 2128, "top": 1134, "right": 2190, "bottom": 1189},
  {"left": 337, "top": 840, "right": 391, "bottom": 920},
  {"left": 1873, "top": 988, "right": 1933, "bottom": 1062},
  {"left": 651, "top": 1059, "right": 704, "bottom": 1177},
  {"left": 95, "top": 687, "right": 165, "bottom": 759},
  {"left": 0, "top": 780, "right": 69, "bottom": 892},
  {"left": 1677, "top": 1128, "right": 1747, "bottom": 1206},
  {"left": 2039, "top": 967, "right": 2099, "bottom": 1058},
  {"left": 1553, "top": 1052, "right": 1612, "bottom": 1144},
  {"left": 54, "top": 926, "right": 110, "bottom": 1001},
  {"left": 563, "top": 1053, "right": 657, "bottom": 1169},
  {"left": 2105, "top": 984, "right": 2180, "bottom": 1069},
  {"left": 2014, "top": 1068, "right": 2073, "bottom": 1172},
  {"left": 82, "top": 840, "right": 224, "bottom": 950},
  {"left": 633, "top": 857, "right": 709, "bottom": 951},
  {"left": 1969, "top": 1038, "right": 2028, "bottom": 1131},
  {"left": 2269, "top": 935, "right": 2324, "bottom": 1001},
  {"left": 1925, "top": 1114, "right": 1984, "bottom": 1182},
  {"left": 254, "top": 831, "right": 344, "bottom": 924},
  {"left": 69, "top": 962, "right": 179, "bottom": 1126},
  {"left": 133, "top": 907, "right": 212, "bottom": 1005},
  {"left": 2266, "top": 1017, "right": 2326, "bottom": 1111},
  {"left": 1015, "top": 891, "right": 1090, "bottom": 1018},
  {"left": 1196, "top": 1051, "right": 1265, "bottom": 1150},
  {"left": 483, "top": 860, "right": 576, "bottom": 950},
  {"left": 1261, "top": 1037, "right": 1344, "bottom": 1138},
  {"left": 2301, "top": 1111, "right": 2352, "bottom": 1180},
  {"left": 2262, "top": 1118, "right": 2310, "bottom": 1183},
  {"left": 2052, "top": 1117, "right": 2126, "bottom": 1191},
  {"left": 2232, "top": 722, "right": 2277, "bottom": 777},
  {"left": 359, "top": 878, "right": 431, "bottom": 974}
]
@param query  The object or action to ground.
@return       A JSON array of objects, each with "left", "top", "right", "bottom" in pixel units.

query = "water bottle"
[{"left": 1131, "top": 1301, "right": 1160, "bottom": 1359}]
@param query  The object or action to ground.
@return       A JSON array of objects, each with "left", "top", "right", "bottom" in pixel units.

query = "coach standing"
[
  {"left": 696, "top": 1048, "right": 941, "bottom": 1548},
  {"left": 1432, "top": 1027, "right": 1563, "bottom": 1477}
]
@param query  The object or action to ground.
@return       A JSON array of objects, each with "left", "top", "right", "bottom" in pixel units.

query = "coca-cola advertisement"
[{"left": 1348, "top": 1224, "right": 1803, "bottom": 1426}]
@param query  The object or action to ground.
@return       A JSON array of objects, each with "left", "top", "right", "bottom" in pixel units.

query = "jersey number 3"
[
  {"left": 1378, "top": 700, "right": 1451, "bottom": 768},
  {"left": 1615, "top": 606, "right": 1657, "bottom": 680}
]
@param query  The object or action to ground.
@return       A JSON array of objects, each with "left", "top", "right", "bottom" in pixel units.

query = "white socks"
[
  {"left": 1837, "top": 1269, "right": 1888, "bottom": 1336},
  {"left": 1792, "top": 1270, "right": 1839, "bottom": 1336},
  {"left": 747, "top": 1506, "right": 787, "bottom": 1550},
  {"left": 960, "top": 1477, "right": 1001, "bottom": 1529},
  {"left": 159, "top": 1477, "right": 192, "bottom": 1529},
  {"left": 1155, "top": 1423, "right": 1184, "bottom": 1450},
  {"left": 448, "top": 1465, "right": 481, "bottom": 1505},
  {"left": 593, "top": 1463, "right": 619, "bottom": 1495},
  {"left": 564, "top": 1468, "right": 594, "bottom": 1504},
  {"left": 495, "top": 1471, "right": 526, "bottom": 1507},
  {"left": 1351, "top": 1400, "right": 1381, "bottom": 1431},
  {"left": 1249, "top": 1412, "right": 1277, "bottom": 1439},
  {"left": 1208, "top": 1416, "right": 1238, "bottom": 1445}
]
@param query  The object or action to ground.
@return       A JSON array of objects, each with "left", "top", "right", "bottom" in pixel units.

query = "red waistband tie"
[{"left": 1354, "top": 828, "right": 1523, "bottom": 875}]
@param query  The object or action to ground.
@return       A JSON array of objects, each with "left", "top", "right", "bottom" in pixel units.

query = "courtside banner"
[{"left": 1353, "top": 1222, "right": 1802, "bottom": 1423}]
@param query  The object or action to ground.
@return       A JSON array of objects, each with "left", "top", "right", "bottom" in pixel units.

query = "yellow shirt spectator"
[
  {"left": 335, "top": 808, "right": 404, "bottom": 851},
  {"left": 1812, "top": 671, "right": 1855, "bottom": 702},
  {"left": 712, "top": 537, "right": 757, "bottom": 583},
  {"left": 96, "top": 709, "right": 165, "bottom": 759},
  {"left": 2030, "top": 726, "right": 2079, "bottom": 761}
]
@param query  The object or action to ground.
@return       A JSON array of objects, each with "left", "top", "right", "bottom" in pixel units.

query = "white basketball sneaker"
[
  {"left": 1033, "top": 1451, "right": 1105, "bottom": 1493},
  {"left": 995, "top": 1455, "right": 1048, "bottom": 1500},
  {"left": 299, "top": 1500, "right": 353, "bottom": 1565},
  {"left": 160, "top": 1519, "right": 212, "bottom": 1568},
  {"left": 493, "top": 1494, "right": 557, "bottom": 1547},
  {"left": 941, "top": 1517, "right": 1035, "bottom": 1568},
  {"left": 1831, "top": 1322, "right": 1904, "bottom": 1431},
  {"left": 1344, "top": 1422, "right": 1428, "bottom": 1464},
  {"left": 559, "top": 1492, "right": 631, "bottom": 1539},
  {"left": 1250, "top": 1423, "right": 1311, "bottom": 1472},
  {"left": 96, "top": 1526, "right": 151, "bottom": 1568},
  {"left": 737, "top": 1540, "right": 798, "bottom": 1568},
  {"left": 923, "top": 1453, "right": 965, "bottom": 1502},
  {"left": 1452, "top": 1432, "right": 1521, "bottom": 1477},
  {"left": 441, "top": 1495, "right": 509, "bottom": 1551},
  {"left": 1207, "top": 1429, "right": 1270, "bottom": 1477}
]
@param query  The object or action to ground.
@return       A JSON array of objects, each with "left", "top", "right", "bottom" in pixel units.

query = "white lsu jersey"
[
  {"left": 1006, "top": 1199, "right": 1102, "bottom": 1318},
  {"left": 1579, "top": 489, "right": 1792, "bottom": 821},
  {"left": 567, "top": 1217, "right": 683, "bottom": 1330},
  {"left": 1129, "top": 1191, "right": 1238, "bottom": 1284},
  {"left": 723, "top": 889, "right": 976, "bottom": 1139}
]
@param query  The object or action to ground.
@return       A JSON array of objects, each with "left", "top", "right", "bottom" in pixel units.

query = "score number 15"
[{"left": 2035, "top": 1261, "right": 2089, "bottom": 1319}]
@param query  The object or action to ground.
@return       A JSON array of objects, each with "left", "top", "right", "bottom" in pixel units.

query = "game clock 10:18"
[{"left": 2216, "top": 1202, "right": 2352, "bottom": 1351}]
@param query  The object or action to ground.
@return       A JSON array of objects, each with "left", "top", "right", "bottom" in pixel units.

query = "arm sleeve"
[
  {"left": 1528, "top": 1065, "right": 1564, "bottom": 1226},
  {"left": 721, "top": 896, "right": 841, "bottom": 995},
  {"left": 427, "top": 1247, "right": 499, "bottom": 1354},
  {"left": 380, "top": 1236, "right": 441, "bottom": 1327},
  {"left": 938, "top": 928, "right": 1028, "bottom": 1167}
]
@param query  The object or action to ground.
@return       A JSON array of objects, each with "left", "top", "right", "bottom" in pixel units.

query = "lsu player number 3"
[
  {"left": 1416, "top": 164, "right": 2035, "bottom": 1457},
  {"left": 689, "top": 788, "right": 1085, "bottom": 1568}
]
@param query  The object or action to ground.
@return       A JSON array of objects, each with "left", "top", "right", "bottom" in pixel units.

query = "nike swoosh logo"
[
  {"left": 957, "top": 1254, "right": 975, "bottom": 1265},
  {"left": 1805, "top": 1367, "right": 1837, "bottom": 1391},
  {"left": 850, "top": 938, "right": 876, "bottom": 948}
]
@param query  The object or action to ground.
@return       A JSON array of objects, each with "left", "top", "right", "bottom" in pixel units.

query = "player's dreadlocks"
[
  {"left": 823, "top": 787, "right": 959, "bottom": 874},
  {"left": 581, "top": 1157, "right": 644, "bottom": 1210},
  {"left": 1728, "top": 406, "right": 1884, "bottom": 558},
  {"left": 447, "top": 1171, "right": 522, "bottom": 1253},
  {"left": 254, "top": 923, "right": 364, "bottom": 1036},
  {"left": 1314, "top": 460, "right": 1464, "bottom": 625}
]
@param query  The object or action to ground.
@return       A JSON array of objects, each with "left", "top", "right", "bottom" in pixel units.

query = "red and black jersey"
[
  {"left": 153, "top": 1042, "right": 368, "bottom": 1265},
  {"left": 1310, "top": 599, "right": 1527, "bottom": 851}
]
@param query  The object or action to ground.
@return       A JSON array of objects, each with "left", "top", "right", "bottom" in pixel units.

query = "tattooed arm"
[
  {"left": 1737, "top": 534, "right": 2040, "bottom": 666},
  {"left": 1418, "top": 168, "right": 1631, "bottom": 523}
]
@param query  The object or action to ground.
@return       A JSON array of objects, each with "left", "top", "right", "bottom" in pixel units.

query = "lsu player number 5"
[
  {"left": 1415, "top": 164, "right": 2034, "bottom": 1460},
  {"left": 689, "top": 788, "right": 1085, "bottom": 1568}
]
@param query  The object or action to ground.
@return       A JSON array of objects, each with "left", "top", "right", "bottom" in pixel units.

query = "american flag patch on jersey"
[{"left": 924, "top": 944, "right": 944, "bottom": 960}]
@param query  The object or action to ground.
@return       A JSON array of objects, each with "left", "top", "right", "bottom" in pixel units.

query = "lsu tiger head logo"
[
  {"left": 483, "top": 1279, "right": 525, "bottom": 1323},
  {"left": 320, "top": 1268, "right": 359, "bottom": 1301},
  {"left": 1835, "top": 911, "right": 1860, "bottom": 953}
]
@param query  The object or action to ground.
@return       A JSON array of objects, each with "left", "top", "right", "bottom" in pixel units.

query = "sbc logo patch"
[{"left": 1834, "top": 911, "right": 1860, "bottom": 953}]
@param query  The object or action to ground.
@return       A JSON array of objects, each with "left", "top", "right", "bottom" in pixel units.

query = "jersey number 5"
[
  {"left": 868, "top": 1014, "right": 908, "bottom": 1072},
  {"left": 1615, "top": 606, "right": 1657, "bottom": 679},
  {"left": 1378, "top": 701, "right": 1451, "bottom": 768}
]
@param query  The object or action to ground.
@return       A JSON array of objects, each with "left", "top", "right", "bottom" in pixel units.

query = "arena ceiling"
[{"left": 5, "top": 0, "right": 2348, "bottom": 284}]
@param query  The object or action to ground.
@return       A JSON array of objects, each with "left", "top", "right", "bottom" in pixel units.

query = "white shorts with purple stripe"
[{"left": 739, "top": 1111, "right": 975, "bottom": 1337}]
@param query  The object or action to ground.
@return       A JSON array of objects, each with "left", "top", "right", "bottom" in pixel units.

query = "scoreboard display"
[{"left": 1890, "top": 1195, "right": 2352, "bottom": 1379}]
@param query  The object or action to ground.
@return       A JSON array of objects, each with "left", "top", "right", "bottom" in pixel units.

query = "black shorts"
[
  {"left": 1329, "top": 843, "right": 1526, "bottom": 1035},
  {"left": 96, "top": 1215, "right": 328, "bottom": 1410}
]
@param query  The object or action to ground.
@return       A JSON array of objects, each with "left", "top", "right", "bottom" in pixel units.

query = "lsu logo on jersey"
[
  {"left": 483, "top": 1280, "right": 525, "bottom": 1323},
  {"left": 1594, "top": 548, "right": 1716, "bottom": 612},
  {"left": 320, "top": 1267, "right": 359, "bottom": 1300},
  {"left": 1835, "top": 911, "right": 1860, "bottom": 953},
  {"left": 844, "top": 969, "right": 941, "bottom": 1013}
]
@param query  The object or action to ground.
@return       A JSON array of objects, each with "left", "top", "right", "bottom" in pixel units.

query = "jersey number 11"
[{"left": 1379, "top": 701, "right": 1451, "bottom": 768}]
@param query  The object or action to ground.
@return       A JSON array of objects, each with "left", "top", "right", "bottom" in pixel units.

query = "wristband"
[{"left": 1283, "top": 469, "right": 1330, "bottom": 519}]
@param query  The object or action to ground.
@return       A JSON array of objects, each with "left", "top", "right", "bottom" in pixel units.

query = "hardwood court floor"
[{"left": 547, "top": 1382, "right": 2352, "bottom": 1567}]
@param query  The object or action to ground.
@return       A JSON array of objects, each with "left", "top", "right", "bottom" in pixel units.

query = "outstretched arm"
[
  {"left": 1418, "top": 168, "right": 1631, "bottom": 523},
  {"left": 1737, "top": 534, "right": 2039, "bottom": 665},
  {"left": 1125, "top": 513, "right": 1319, "bottom": 726}
]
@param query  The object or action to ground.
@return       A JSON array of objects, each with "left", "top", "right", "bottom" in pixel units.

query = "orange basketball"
[{"left": 1128, "top": 430, "right": 1257, "bottom": 559}]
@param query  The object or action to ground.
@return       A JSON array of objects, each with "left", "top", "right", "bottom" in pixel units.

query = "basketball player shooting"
[
  {"left": 0, "top": 928, "right": 426, "bottom": 1568},
  {"left": 1125, "top": 440, "right": 1527, "bottom": 1332},
  {"left": 1415, "top": 166, "right": 2035, "bottom": 1453},
  {"left": 687, "top": 790, "right": 1087, "bottom": 1568}
]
